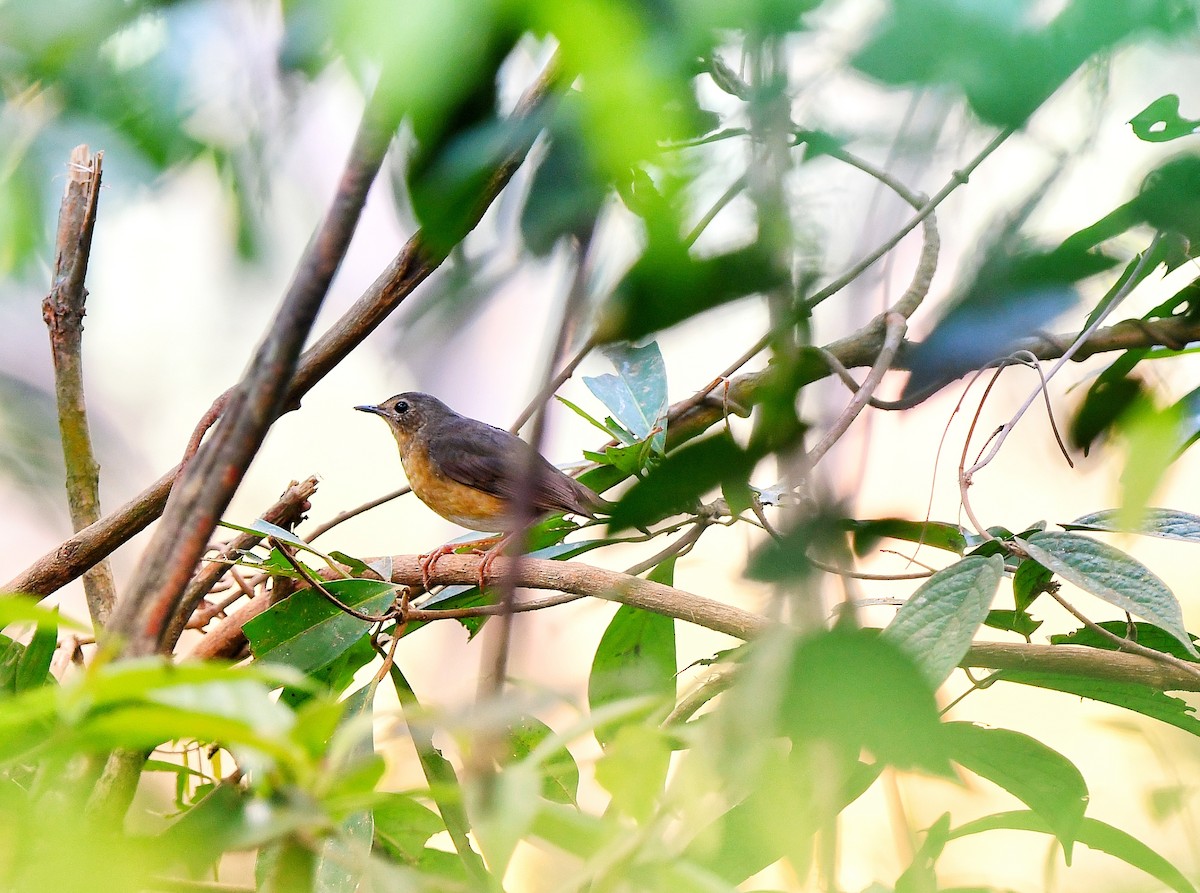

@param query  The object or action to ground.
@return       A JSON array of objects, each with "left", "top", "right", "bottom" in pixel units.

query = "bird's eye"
[{"left": 394, "top": 400, "right": 409, "bottom": 414}]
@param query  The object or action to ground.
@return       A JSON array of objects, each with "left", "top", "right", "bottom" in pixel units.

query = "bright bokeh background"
[{"left": 3, "top": 1, "right": 1200, "bottom": 889}]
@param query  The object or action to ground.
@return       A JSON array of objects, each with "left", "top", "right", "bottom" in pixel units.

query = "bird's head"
[{"left": 354, "top": 392, "right": 451, "bottom": 446}]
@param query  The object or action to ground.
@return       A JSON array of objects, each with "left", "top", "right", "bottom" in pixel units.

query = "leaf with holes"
[
  {"left": 1017, "top": 532, "right": 1198, "bottom": 657},
  {"left": 883, "top": 555, "right": 1004, "bottom": 684}
]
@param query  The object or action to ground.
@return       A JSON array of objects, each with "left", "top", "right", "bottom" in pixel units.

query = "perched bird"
[{"left": 355, "top": 392, "right": 610, "bottom": 587}]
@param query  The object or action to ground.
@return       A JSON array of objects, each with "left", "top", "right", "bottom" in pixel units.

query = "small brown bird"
[{"left": 355, "top": 392, "right": 610, "bottom": 586}]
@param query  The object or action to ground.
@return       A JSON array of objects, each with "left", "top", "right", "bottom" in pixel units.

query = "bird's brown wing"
[{"left": 429, "top": 421, "right": 605, "bottom": 518}]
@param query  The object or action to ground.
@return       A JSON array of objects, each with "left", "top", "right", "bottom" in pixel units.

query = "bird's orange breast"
[{"left": 400, "top": 438, "right": 510, "bottom": 532}]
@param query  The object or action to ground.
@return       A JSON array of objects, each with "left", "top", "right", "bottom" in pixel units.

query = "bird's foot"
[{"left": 418, "top": 543, "right": 460, "bottom": 590}]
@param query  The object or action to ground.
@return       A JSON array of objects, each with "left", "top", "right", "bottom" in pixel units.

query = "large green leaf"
[
  {"left": 504, "top": 715, "right": 580, "bottom": 806},
  {"left": 588, "top": 562, "right": 677, "bottom": 747},
  {"left": 1017, "top": 532, "right": 1198, "bottom": 656},
  {"left": 371, "top": 794, "right": 444, "bottom": 865},
  {"left": 942, "top": 722, "right": 1087, "bottom": 860},
  {"left": 949, "top": 811, "right": 1197, "bottom": 893},
  {"left": 883, "top": 555, "right": 1004, "bottom": 684},
  {"left": 244, "top": 579, "right": 397, "bottom": 673},
  {"left": 779, "top": 628, "right": 951, "bottom": 775}
]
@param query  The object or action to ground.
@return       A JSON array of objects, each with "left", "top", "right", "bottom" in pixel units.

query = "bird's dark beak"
[{"left": 354, "top": 404, "right": 387, "bottom": 417}]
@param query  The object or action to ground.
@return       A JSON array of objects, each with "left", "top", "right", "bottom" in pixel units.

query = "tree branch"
[
  {"left": 42, "top": 145, "right": 116, "bottom": 628},
  {"left": 3, "top": 59, "right": 562, "bottom": 604}
]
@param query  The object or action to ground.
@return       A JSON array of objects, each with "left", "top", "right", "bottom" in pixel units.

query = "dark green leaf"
[
  {"left": 997, "top": 671, "right": 1200, "bottom": 736},
  {"left": 1019, "top": 532, "right": 1197, "bottom": 656},
  {"left": 883, "top": 556, "right": 1004, "bottom": 684},
  {"left": 1050, "top": 621, "right": 1200, "bottom": 662},
  {"left": 588, "top": 601, "right": 676, "bottom": 748},
  {"left": 942, "top": 722, "right": 1087, "bottom": 859},
  {"left": 608, "top": 431, "right": 757, "bottom": 531},
  {"left": 244, "top": 579, "right": 397, "bottom": 673},
  {"left": 845, "top": 518, "right": 968, "bottom": 557},
  {"left": 983, "top": 610, "right": 1042, "bottom": 638},
  {"left": 1069, "top": 372, "right": 1145, "bottom": 455},
  {"left": 596, "top": 240, "right": 786, "bottom": 344},
  {"left": 1012, "top": 559, "right": 1054, "bottom": 612},
  {"left": 949, "top": 812, "right": 1197, "bottom": 893},
  {"left": 903, "top": 245, "right": 1116, "bottom": 399},
  {"left": 15, "top": 613, "right": 57, "bottom": 694}
]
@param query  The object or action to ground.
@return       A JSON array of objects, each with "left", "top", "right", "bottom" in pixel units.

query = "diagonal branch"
[{"left": 105, "top": 72, "right": 405, "bottom": 657}]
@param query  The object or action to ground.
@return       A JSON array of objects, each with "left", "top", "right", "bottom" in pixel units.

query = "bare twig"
[
  {"left": 42, "top": 145, "right": 116, "bottom": 628},
  {"left": 306, "top": 485, "right": 411, "bottom": 542}
]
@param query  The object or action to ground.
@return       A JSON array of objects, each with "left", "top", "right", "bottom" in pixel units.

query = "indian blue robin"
[{"left": 355, "top": 392, "right": 611, "bottom": 587}]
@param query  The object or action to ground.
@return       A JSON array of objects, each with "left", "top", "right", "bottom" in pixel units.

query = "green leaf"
[
  {"left": 896, "top": 813, "right": 951, "bottom": 893},
  {"left": 594, "top": 724, "right": 673, "bottom": 821},
  {"left": 1130, "top": 94, "right": 1200, "bottom": 142},
  {"left": 504, "top": 715, "right": 580, "bottom": 806},
  {"left": 371, "top": 794, "right": 444, "bottom": 865},
  {"left": 996, "top": 671, "right": 1200, "bottom": 736},
  {"left": 0, "top": 595, "right": 87, "bottom": 632},
  {"left": 983, "top": 609, "right": 1042, "bottom": 638},
  {"left": 588, "top": 601, "right": 677, "bottom": 748},
  {"left": 1117, "top": 397, "right": 1183, "bottom": 531},
  {"left": 883, "top": 556, "right": 1004, "bottom": 684},
  {"left": 1012, "top": 558, "right": 1054, "bottom": 612},
  {"left": 845, "top": 518, "right": 969, "bottom": 557},
  {"left": 1066, "top": 507, "right": 1200, "bottom": 543},
  {"left": 583, "top": 342, "right": 669, "bottom": 454},
  {"left": 1050, "top": 621, "right": 1199, "bottom": 661},
  {"left": 468, "top": 760, "right": 540, "bottom": 878},
  {"left": 778, "top": 628, "right": 951, "bottom": 775},
  {"left": 244, "top": 579, "right": 397, "bottom": 673},
  {"left": 949, "top": 812, "right": 1197, "bottom": 893},
  {"left": 596, "top": 240, "right": 786, "bottom": 344},
  {"left": 1018, "top": 532, "right": 1198, "bottom": 657},
  {"left": 942, "top": 722, "right": 1087, "bottom": 860},
  {"left": 610, "top": 431, "right": 754, "bottom": 530}
]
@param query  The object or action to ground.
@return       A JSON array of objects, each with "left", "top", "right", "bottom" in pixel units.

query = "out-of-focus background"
[{"left": 5, "top": 0, "right": 1200, "bottom": 889}]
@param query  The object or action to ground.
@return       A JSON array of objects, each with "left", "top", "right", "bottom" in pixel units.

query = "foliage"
[{"left": 4, "top": 0, "right": 1200, "bottom": 892}]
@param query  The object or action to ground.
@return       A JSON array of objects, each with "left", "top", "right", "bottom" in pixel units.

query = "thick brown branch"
[{"left": 42, "top": 145, "right": 116, "bottom": 628}]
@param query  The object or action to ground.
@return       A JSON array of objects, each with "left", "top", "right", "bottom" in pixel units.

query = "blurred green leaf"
[
  {"left": 584, "top": 341, "right": 669, "bottom": 454},
  {"left": 372, "top": 794, "right": 444, "bottom": 865},
  {"left": 943, "top": 722, "right": 1087, "bottom": 859},
  {"left": 1019, "top": 532, "right": 1197, "bottom": 656},
  {"left": 853, "top": 0, "right": 1193, "bottom": 129},
  {"left": 949, "top": 811, "right": 1197, "bottom": 893},
  {"left": 845, "top": 518, "right": 968, "bottom": 557},
  {"left": 903, "top": 244, "right": 1115, "bottom": 399},
  {"left": 244, "top": 579, "right": 397, "bottom": 673},
  {"left": 589, "top": 596, "right": 676, "bottom": 748},
  {"left": 594, "top": 724, "right": 673, "bottom": 821},
  {"left": 778, "top": 628, "right": 951, "bottom": 775},
  {"left": 504, "top": 715, "right": 579, "bottom": 806},
  {"left": 1130, "top": 93, "right": 1200, "bottom": 142},
  {"left": 1116, "top": 397, "right": 1184, "bottom": 531},
  {"left": 596, "top": 240, "right": 786, "bottom": 344},
  {"left": 896, "top": 813, "right": 951, "bottom": 893},
  {"left": 1066, "top": 507, "right": 1200, "bottom": 542},
  {"left": 884, "top": 555, "right": 1004, "bottom": 684},
  {"left": 0, "top": 595, "right": 85, "bottom": 632},
  {"left": 1069, "top": 372, "right": 1145, "bottom": 455}
]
